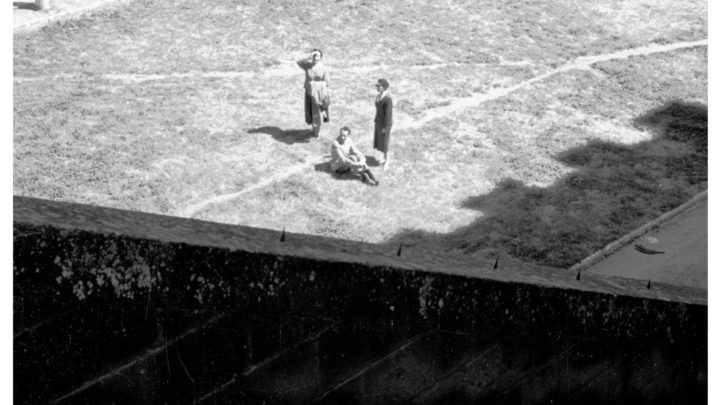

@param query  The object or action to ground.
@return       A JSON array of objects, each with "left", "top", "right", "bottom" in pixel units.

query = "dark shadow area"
[
  {"left": 385, "top": 101, "right": 707, "bottom": 268},
  {"left": 313, "top": 162, "right": 358, "bottom": 182},
  {"left": 14, "top": 2, "right": 40, "bottom": 11},
  {"left": 247, "top": 126, "right": 313, "bottom": 145},
  {"left": 366, "top": 155, "right": 382, "bottom": 167}
]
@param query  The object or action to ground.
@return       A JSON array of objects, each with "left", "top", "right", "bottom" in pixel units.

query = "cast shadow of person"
[
  {"left": 313, "top": 161, "right": 359, "bottom": 182},
  {"left": 14, "top": 2, "right": 40, "bottom": 11},
  {"left": 247, "top": 126, "right": 313, "bottom": 145},
  {"left": 365, "top": 156, "right": 382, "bottom": 167}
]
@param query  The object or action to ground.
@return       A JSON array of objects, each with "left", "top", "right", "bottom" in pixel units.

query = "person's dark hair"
[
  {"left": 311, "top": 48, "right": 323, "bottom": 58},
  {"left": 340, "top": 126, "right": 351, "bottom": 134},
  {"left": 377, "top": 78, "right": 389, "bottom": 89}
]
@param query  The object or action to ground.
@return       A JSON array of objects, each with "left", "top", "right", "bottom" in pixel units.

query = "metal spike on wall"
[
  {"left": 397, "top": 245, "right": 402, "bottom": 257},
  {"left": 646, "top": 279, "right": 652, "bottom": 289},
  {"left": 576, "top": 270, "right": 581, "bottom": 280},
  {"left": 493, "top": 257, "right": 498, "bottom": 269},
  {"left": 279, "top": 227, "right": 286, "bottom": 242}
]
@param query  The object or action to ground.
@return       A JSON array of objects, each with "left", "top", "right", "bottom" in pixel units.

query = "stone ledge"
[
  {"left": 570, "top": 190, "right": 708, "bottom": 276},
  {"left": 13, "top": 196, "right": 707, "bottom": 305}
]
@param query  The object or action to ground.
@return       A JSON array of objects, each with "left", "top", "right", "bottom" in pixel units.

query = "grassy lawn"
[{"left": 14, "top": 0, "right": 707, "bottom": 269}]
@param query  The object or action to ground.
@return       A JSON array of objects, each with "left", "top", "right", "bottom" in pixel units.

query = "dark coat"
[{"left": 373, "top": 95, "right": 393, "bottom": 153}]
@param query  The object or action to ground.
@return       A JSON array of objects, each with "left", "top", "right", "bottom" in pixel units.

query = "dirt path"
[
  {"left": 13, "top": 39, "right": 706, "bottom": 87},
  {"left": 181, "top": 156, "right": 326, "bottom": 218},
  {"left": 408, "top": 39, "right": 708, "bottom": 129}
]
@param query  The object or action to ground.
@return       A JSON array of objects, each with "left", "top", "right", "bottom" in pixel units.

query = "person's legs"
[
  {"left": 359, "top": 172, "right": 371, "bottom": 183},
  {"left": 364, "top": 168, "right": 379, "bottom": 185},
  {"left": 304, "top": 94, "right": 313, "bottom": 125},
  {"left": 311, "top": 100, "right": 322, "bottom": 136},
  {"left": 382, "top": 130, "right": 391, "bottom": 170},
  {"left": 338, "top": 161, "right": 374, "bottom": 184},
  {"left": 334, "top": 163, "right": 352, "bottom": 174},
  {"left": 349, "top": 165, "right": 373, "bottom": 184}
]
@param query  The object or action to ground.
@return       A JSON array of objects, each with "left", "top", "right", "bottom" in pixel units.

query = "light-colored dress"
[
  {"left": 298, "top": 60, "right": 329, "bottom": 104},
  {"left": 297, "top": 59, "right": 329, "bottom": 127}
]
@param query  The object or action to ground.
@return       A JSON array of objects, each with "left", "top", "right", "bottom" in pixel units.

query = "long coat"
[{"left": 373, "top": 95, "right": 393, "bottom": 153}]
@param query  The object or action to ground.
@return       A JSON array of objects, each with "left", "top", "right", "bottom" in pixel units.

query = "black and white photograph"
[{"left": 10, "top": 0, "right": 709, "bottom": 403}]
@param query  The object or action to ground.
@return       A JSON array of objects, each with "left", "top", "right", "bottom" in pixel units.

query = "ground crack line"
[
  {"left": 13, "top": 39, "right": 706, "bottom": 88},
  {"left": 181, "top": 155, "right": 326, "bottom": 218},
  {"left": 405, "top": 39, "right": 707, "bottom": 129}
]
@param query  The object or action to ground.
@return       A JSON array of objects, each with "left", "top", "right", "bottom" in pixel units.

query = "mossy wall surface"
[{"left": 13, "top": 196, "right": 706, "bottom": 404}]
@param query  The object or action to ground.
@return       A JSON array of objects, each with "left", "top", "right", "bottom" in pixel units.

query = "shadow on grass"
[
  {"left": 313, "top": 162, "right": 361, "bottom": 182},
  {"left": 385, "top": 101, "right": 707, "bottom": 269},
  {"left": 247, "top": 126, "right": 313, "bottom": 145},
  {"left": 366, "top": 156, "right": 382, "bottom": 167},
  {"left": 14, "top": 2, "right": 39, "bottom": 11}
]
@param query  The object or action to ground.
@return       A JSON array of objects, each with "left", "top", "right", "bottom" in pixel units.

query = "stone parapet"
[{"left": 13, "top": 196, "right": 707, "bottom": 404}]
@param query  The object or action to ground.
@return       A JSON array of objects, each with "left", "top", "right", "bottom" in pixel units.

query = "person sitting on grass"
[{"left": 330, "top": 126, "right": 379, "bottom": 186}]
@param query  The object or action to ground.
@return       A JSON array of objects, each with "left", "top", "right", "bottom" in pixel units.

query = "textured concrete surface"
[
  {"left": 13, "top": 196, "right": 707, "bottom": 404},
  {"left": 587, "top": 196, "right": 707, "bottom": 289}
]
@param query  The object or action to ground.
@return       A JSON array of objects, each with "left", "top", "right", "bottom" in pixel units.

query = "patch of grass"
[
  {"left": 13, "top": 0, "right": 706, "bottom": 77},
  {"left": 13, "top": 0, "right": 707, "bottom": 267},
  {"left": 387, "top": 102, "right": 707, "bottom": 268}
]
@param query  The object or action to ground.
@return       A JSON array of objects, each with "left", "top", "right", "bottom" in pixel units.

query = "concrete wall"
[{"left": 13, "top": 196, "right": 707, "bottom": 404}]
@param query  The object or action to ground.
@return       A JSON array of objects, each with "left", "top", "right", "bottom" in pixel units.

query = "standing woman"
[
  {"left": 297, "top": 49, "right": 329, "bottom": 137},
  {"left": 373, "top": 78, "right": 393, "bottom": 170}
]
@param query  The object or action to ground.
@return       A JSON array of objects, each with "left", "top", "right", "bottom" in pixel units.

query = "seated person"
[{"left": 330, "top": 126, "right": 379, "bottom": 186}]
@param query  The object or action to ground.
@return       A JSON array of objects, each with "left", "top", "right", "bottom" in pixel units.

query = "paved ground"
[
  {"left": 586, "top": 195, "right": 707, "bottom": 290},
  {"left": 13, "top": 0, "right": 129, "bottom": 32}
]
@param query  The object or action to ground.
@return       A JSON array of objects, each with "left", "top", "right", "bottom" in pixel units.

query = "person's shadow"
[
  {"left": 365, "top": 156, "right": 382, "bottom": 167},
  {"left": 14, "top": 2, "right": 40, "bottom": 11},
  {"left": 247, "top": 126, "right": 313, "bottom": 145},
  {"left": 313, "top": 162, "right": 358, "bottom": 182}
]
